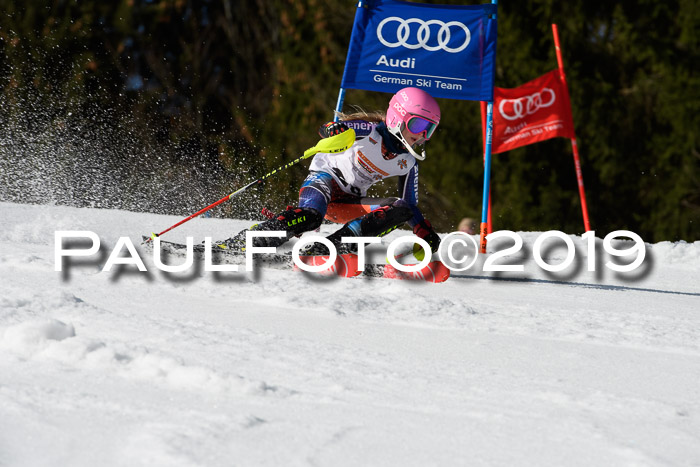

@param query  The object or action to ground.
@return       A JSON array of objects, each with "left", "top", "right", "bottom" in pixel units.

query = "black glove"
[
  {"left": 318, "top": 121, "right": 349, "bottom": 138},
  {"left": 413, "top": 219, "right": 441, "bottom": 253}
]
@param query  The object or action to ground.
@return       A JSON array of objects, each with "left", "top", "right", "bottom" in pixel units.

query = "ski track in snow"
[{"left": 0, "top": 202, "right": 699, "bottom": 466}]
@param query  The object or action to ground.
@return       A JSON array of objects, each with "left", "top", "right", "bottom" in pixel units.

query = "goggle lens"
[{"left": 406, "top": 116, "right": 437, "bottom": 139}]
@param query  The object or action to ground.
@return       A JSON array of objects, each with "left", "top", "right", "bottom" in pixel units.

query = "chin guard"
[{"left": 388, "top": 124, "right": 428, "bottom": 161}]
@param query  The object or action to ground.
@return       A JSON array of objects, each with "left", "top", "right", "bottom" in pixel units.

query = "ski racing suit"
[
  {"left": 226, "top": 120, "right": 438, "bottom": 252},
  {"left": 298, "top": 120, "right": 425, "bottom": 238}
]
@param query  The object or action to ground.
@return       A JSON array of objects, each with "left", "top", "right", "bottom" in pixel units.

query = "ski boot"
[
  {"left": 301, "top": 200, "right": 413, "bottom": 255},
  {"left": 215, "top": 206, "right": 323, "bottom": 252}
]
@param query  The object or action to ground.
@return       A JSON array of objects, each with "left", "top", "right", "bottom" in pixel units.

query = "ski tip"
[
  {"left": 380, "top": 261, "right": 450, "bottom": 283},
  {"left": 417, "top": 262, "right": 450, "bottom": 283},
  {"left": 296, "top": 254, "right": 361, "bottom": 278},
  {"left": 430, "top": 262, "right": 451, "bottom": 283}
]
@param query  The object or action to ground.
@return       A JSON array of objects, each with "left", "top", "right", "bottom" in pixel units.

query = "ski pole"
[{"left": 145, "top": 129, "right": 356, "bottom": 241}]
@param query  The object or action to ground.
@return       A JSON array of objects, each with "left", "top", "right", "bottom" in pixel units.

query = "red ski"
[
  {"left": 295, "top": 254, "right": 361, "bottom": 278},
  {"left": 298, "top": 254, "right": 450, "bottom": 283},
  {"left": 365, "top": 260, "right": 451, "bottom": 283},
  {"left": 143, "top": 237, "right": 449, "bottom": 282}
]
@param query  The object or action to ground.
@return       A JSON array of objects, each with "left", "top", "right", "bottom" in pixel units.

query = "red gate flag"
[{"left": 482, "top": 69, "right": 575, "bottom": 154}]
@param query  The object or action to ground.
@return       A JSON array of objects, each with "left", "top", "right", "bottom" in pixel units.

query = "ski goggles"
[{"left": 406, "top": 115, "right": 438, "bottom": 140}]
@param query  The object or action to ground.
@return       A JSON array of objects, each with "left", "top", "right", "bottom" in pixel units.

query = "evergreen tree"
[{"left": 1, "top": 0, "right": 697, "bottom": 241}]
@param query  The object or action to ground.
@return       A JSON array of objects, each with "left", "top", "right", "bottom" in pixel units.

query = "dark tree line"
[{"left": 1, "top": 0, "right": 697, "bottom": 241}]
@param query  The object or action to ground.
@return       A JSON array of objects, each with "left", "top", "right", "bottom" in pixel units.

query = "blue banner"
[{"left": 340, "top": 0, "right": 497, "bottom": 101}]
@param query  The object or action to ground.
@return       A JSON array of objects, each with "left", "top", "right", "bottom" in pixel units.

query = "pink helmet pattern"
[{"left": 386, "top": 87, "right": 440, "bottom": 160}]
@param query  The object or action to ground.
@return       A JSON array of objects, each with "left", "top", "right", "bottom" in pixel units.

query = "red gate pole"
[{"left": 552, "top": 23, "right": 592, "bottom": 232}]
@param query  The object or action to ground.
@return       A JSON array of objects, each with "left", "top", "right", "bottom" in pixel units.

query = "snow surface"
[{"left": 1, "top": 201, "right": 699, "bottom": 466}]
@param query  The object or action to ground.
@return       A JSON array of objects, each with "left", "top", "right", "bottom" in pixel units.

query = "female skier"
[{"left": 218, "top": 86, "right": 442, "bottom": 256}]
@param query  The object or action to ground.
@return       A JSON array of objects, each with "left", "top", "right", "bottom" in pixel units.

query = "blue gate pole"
[
  {"left": 334, "top": 0, "right": 365, "bottom": 121},
  {"left": 333, "top": 87, "right": 346, "bottom": 122},
  {"left": 480, "top": 0, "right": 498, "bottom": 254},
  {"left": 480, "top": 102, "right": 494, "bottom": 253}
]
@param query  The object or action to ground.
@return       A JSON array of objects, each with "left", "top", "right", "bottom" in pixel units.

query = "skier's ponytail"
[{"left": 335, "top": 107, "right": 385, "bottom": 123}]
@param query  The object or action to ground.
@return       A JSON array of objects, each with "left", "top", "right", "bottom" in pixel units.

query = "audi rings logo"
[
  {"left": 377, "top": 17, "right": 471, "bottom": 53},
  {"left": 499, "top": 88, "right": 556, "bottom": 121}
]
